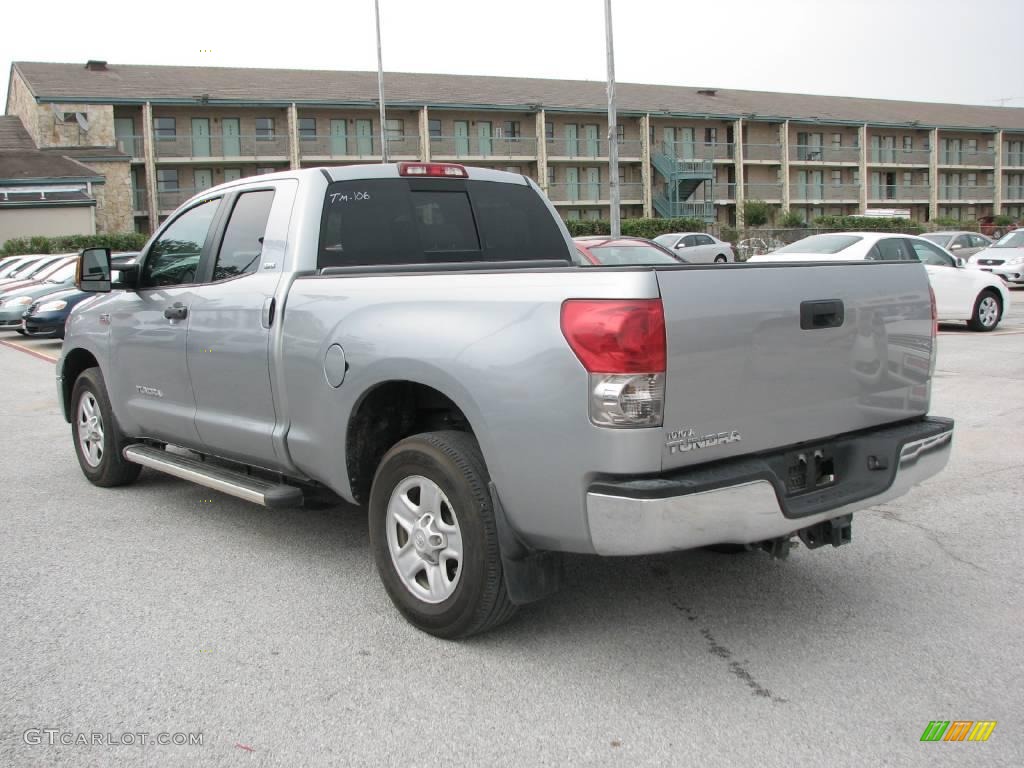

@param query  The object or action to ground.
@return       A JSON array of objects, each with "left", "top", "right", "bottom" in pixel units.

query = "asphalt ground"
[{"left": 1, "top": 290, "right": 1022, "bottom": 767}]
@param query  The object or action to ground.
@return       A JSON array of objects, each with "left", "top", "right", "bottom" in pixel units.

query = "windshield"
[
  {"left": 48, "top": 263, "right": 78, "bottom": 282},
  {"left": 25, "top": 258, "right": 64, "bottom": 278},
  {"left": 585, "top": 244, "right": 681, "bottom": 266},
  {"left": 773, "top": 234, "right": 864, "bottom": 254},
  {"left": 993, "top": 231, "right": 1024, "bottom": 248},
  {"left": 2, "top": 259, "right": 37, "bottom": 277},
  {"left": 921, "top": 234, "right": 951, "bottom": 247}
]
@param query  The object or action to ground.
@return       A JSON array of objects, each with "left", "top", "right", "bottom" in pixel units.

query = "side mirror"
[
  {"left": 949, "top": 242, "right": 962, "bottom": 250},
  {"left": 76, "top": 247, "right": 111, "bottom": 292},
  {"left": 110, "top": 254, "right": 140, "bottom": 289},
  {"left": 675, "top": 242, "right": 687, "bottom": 249},
  {"left": 954, "top": 256, "right": 965, "bottom": 268}
]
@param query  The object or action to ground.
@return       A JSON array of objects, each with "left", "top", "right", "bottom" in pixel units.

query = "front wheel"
[
  {"left": 967, "top": 290, "right": 1001, "bottom": 332},
  {"left": 368, "top": 431, "right": 516, "bottom": 639},
  {"left": 71, "top": 367, "right": 142, "bottom": 487}
]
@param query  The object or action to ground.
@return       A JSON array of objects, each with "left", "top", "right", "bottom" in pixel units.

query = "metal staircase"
[{"left": 651, "top": 143, "right": 715, "bottom": 221}]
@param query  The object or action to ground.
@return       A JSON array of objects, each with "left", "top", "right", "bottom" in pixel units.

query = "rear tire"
[
  {"left": 714, "top": 255, "right": 728, "bottom": 263},
  {"left": 71, "top": 367, "right": 142, "bottom": 487},
  {"left": 967, "top": 290, "right": 1001, "bottom": 332},
  {"left": 368, "top": 430, "right": 516, "bottom": 639},
  {"left": 15, "top": 329, "right": 26, "bottom": 336}
]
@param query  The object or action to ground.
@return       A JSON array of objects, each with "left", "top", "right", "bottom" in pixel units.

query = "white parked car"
[
  {"left": 749, "top": 232, "right": 1011, "bottom": 331},
  {"left": 966, "top": 230, "right": 1024, "bottom": 286},
  {"left": 653, "top": 232, "right": 735, "bottom": 263}
]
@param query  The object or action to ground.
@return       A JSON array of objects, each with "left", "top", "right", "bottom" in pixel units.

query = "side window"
[
  {"left": 910, "top": 240, "right": 955, "bottom": 267},
  {"left": 875, "top": 238, "right": 912, "bottom": 261},
  {"left": 970, "top": 234, "right": 989, "bottom": 248},
  {"left": 681, "top": 235, "right": 698, "bottom": 247},
  {"left": 140, "top": 198, "right": 221, "bottom": 288},
  {"left": 212, "top": 190, "right": 275, "bottom": 281},
  {"left": 865, "top": 245, "right": 882, "bottom": 261},
  {"left": 950, "top": 235, "right": 969, "bottom": 251},
  {"left": 696, "top": 234, "right": 714, "bottom": 246}
]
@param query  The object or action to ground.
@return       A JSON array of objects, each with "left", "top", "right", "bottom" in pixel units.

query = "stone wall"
[
  {"left": 5, "top": 71, "right": 41, "bottom": 145},
  {"left": 84, "top": 161, "right": 133, "bottom": 233}
]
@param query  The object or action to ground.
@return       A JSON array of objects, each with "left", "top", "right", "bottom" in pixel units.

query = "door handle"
[
  {"left": 261, "top": 297, "right": 276, "bottom": 329},
  {"left": 800, "top": 299, "right": 844, "bottom": 329},
  {"left": 163, "top": 303, "right": 188, "bottom": 321}
]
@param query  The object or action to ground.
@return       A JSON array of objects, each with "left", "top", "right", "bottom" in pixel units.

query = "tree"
[{"left": 743, "top": 200, "right": 771, "bottom": 228}]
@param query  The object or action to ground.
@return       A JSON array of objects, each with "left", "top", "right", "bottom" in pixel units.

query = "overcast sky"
[{"left": 3, "top": 0, "right": 1021, "bottom": 109}]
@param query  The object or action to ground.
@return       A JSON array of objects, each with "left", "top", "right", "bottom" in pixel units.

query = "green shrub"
[
  {"left": 809, "top": 215, "right": 924, "bottom": 235},
  {"left": 719, "top": 225, "right": 739, "bottom": 244},
  {"left": 778, "top": 210, "right": 805, "bottom": 228},
  {"left": 743, "top": 200, "right": 771, "bottom": 227},
  {"left": 993, "top": 214, "right": 1013, "bottom": 226},
  {"left": 564, "top": 217, "right": 706, "bottom": 239},
  {"left": 930, "top": 217, "right": 975, "bottom": 231},
  {"left": 2, "top": 232, "right": 149, "bottom": 256}
]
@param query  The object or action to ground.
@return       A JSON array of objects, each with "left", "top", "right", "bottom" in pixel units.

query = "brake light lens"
[
  {"left": 397, "top": 162, "right": 468, "bottom": 178},
  {"left": 561, "top": 300, "right": 666, "bottom": 428},
  {"left": 560, "top": 299, "right": 666, "bottom": 373}
]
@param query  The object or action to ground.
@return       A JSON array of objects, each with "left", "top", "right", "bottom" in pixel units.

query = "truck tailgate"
[{"left": 655, "top": 261, "right": 933, "bottom": 471}]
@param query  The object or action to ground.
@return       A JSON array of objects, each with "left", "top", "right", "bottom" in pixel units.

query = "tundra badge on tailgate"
[{"left": 666, "top": 428, "right": 742, "bottom": 454}]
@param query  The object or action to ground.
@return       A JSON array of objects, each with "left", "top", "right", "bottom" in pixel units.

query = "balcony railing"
[
  {"left": 791, "top": 184, "right": 860, "bottom": 201},
  {"left": 156, "top": 186, "right": 200, "bottom": 210},
  {"left": 153, "top": 134, "right": 290, "bottom": 160},
  {"left": 868, "top": 148, "right": 931, "bottom": 165},
  {"left": 652, "top": 193, "right": 715, "bottom": 219},
  {"left": 712, "top": 183, "right": 736, "bottom": 201},
  {"left": 547, "top": 137, "right": 643, "bottom": 159},
  {"left": 430, "top": 135, "right": 536, "bottom": 159},
  {"left": 743, "top": 183, "right": 783, "bottom": 200},
  {"left": 790, "top": 145, "right": 860, "bottom": 163},
  {"left": 743, "top": 144, "right": 782, "bottom": 162},
  {"left": 657, "top": 140, "right": 734, "bottom": 161},
  {"left": 115, "top": 135, "right": 146, "bottom": 160},
  {"left": 939, "top": 149, "right": 995, "bottom": 166},
  {"left": 1005, "top": 151, "right": 1024, "bottom": 168},
  {"left": 132, "top": 187, "right": 147, "bottom": 211},
  {"left": 1004, "top": 185, "right": 1024, "bottom": 200},
  {"left": 298, "top": 133, "right": 421, "bottom": 159},
  {"left": 937, "top": 185, "right": 995, "bottom": 201},
  {"left": 546, "top": 182, "right": 643, "bottom": 203},
  {"left": 868, "top": 185, "right": 931, "bottom": 202}
]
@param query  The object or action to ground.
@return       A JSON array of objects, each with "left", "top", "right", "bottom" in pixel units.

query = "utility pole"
[
  {"left": 605, "top": 0, "right": 620, "bottom": 236},
  {"left": 375, "top": 0, "right": 388, "bottom": 163}
]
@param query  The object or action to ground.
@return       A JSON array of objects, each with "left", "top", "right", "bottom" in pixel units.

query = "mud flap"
[{"left": 488, "top": 481, "right": 563, "bottom": 605}]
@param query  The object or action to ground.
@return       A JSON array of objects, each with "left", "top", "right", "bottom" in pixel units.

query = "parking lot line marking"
[{"left": 0, "top": 338, "right": 58, "bottom": 363}]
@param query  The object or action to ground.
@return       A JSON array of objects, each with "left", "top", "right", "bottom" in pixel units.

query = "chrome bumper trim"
[{"left": 586, "top": 427, "right": 952, "bottom": 556}]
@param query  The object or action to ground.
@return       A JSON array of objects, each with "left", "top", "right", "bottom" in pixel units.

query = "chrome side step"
[{"left": 123, "top": 445, "right": 303, "bottom": 509}]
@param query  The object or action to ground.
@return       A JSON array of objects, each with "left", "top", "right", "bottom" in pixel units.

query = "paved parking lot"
[{"left": 1, "top": 292, "right": 1022, "bottom": 767}]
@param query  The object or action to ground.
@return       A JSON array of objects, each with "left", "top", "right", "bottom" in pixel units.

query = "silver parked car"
[
  {"left": 653, "top": 232, "right": 735, "bottom": 263},
  {"left": 921, "top": 231, "right": 993, "bottom": 259}
]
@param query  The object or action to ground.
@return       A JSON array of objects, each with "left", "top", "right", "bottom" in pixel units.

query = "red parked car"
[
  {"left": 978, "top": 216, "right": 1018, "bottom": 239},
  {"left": 572, "top": 236, "right": 686, "bottom": 266}
]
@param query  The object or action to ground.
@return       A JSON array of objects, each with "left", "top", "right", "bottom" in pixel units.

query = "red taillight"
[
  {"left": 560, "top": 299, "right": 666, "bottom": 373},
  {"left": 397, "top": 162, "right": 468, "bottom": 178},
  {"left": 929, "top": 285, "right": 937, "bottom": 337}
]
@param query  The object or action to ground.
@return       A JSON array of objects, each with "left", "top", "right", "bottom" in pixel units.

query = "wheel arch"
[{"left": 60, "top": 347, "right": 100, "bottom": 423}]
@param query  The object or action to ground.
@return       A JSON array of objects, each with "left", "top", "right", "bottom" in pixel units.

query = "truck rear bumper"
[{"left": 586, "top": 417, "right": 953, "bottom": 556}]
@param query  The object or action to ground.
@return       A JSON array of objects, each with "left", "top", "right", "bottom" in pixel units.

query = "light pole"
[
  {"left": 605, "top": 0, "right": 620, "bottom": 236},
  {"left": 375, "top": 0, "right": 388, "bottom": 163}
]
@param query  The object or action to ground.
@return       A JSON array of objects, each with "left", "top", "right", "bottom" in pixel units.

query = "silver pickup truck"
[{"left": 58, "top": 163, "right": 953, "bottom": 638}]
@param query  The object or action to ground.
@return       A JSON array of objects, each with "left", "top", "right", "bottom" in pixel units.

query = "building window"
[
  {"left": 385, "top": 119, "right": 404, "bottom": 140},
  {"left": 566, "top": 209, "right": 581, "bottom": 221},
  {"left": 704, "top": 127, "right": 717, "bottom": 146},
  {"left": 156, "top": 169, "right": 178, "bottom": 191},
  {"left": 255, "top": 118, "right": 275, "bottom": 141},
  {"left": 545, "top": 122, "right": 554, "bottom": 142},
  {"left": 546, "top": 167, "right": 555, "bottom": 186},
  {"left": 831, "top": 169, "right": 842, "bottom": 186},
  {"left": 502, "top": 121, "right": 521, "bottom": 138},
  {"left": 298, "top": 118, "right": 316, "bottom": 141},
  {"left": 503, "top": 166, "right": 522, "bottom": 174},
  {"left": 154, "top": 117, "right": 176, "bottom": 141},
  {"left": 967, "top": 138, "right": 977, "bottom": 154},
  {"left": 903, "top": 136, "right": 913, "bottom": 152},
  {"left": 832, "top": 133, "right": 842, "bottom": 148},
  {"left": 256, "top": 167, "right": 277, "bottom": 175},
  {"left": 617, "top": 125, "right": 625, "bottom": 143},
  {"left": 429, "top": 119, "right": 442, "bottom": 140},
  {"left": 853, "top": 169, "right": 860, "bottom": 185},
  {"left": 903, "top": 172, "right": 913, "bottom": 186}
]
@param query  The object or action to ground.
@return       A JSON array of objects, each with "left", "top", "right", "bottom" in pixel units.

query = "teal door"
[
  {"left": 191, "top": 118, "right": 211, "bottom": 157},
  {"left": 454, "top": 121, "right": 469, "bottom": 156},
  {"left": 663, "top": 127, "right": 676, "bottom": 157},
  {"left": 223, "top": 168, "right": 242, "bottom": 182},
  {"left": 222, "top": 118, "right": 240, "bottom": 157},
  {"left": 330, "top": 119, "right": 348, "bottom": 156},
  {"left": 565, "top": 167, "right": 579, "bottom": 201},
  {"left": 681, "top": 128, "right": 696, "bottom": 159},
  {"left": 584, "top": 124, "right": 599, "bottom": 157},
  {"left": 115, "top": 118, "right": 136, "bottom": 157},
  {"left": 194, "top": 168, "right": 213, "bottom": 191},
  {"left": 478, "top": 122, "right": 492, "bottom": 156},
  {"left": 356, "top": 119, "right": 373, "bottom": 156},
  {"left": 565, "top": 124, "right": 579, "bottom": 156},
  {"left": 584, "top": 167, "right": 600, "bottom": 200}
]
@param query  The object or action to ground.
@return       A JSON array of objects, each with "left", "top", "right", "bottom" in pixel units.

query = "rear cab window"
[{"left": 318, "top": 177, "right": 570, "bottom": 269}]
